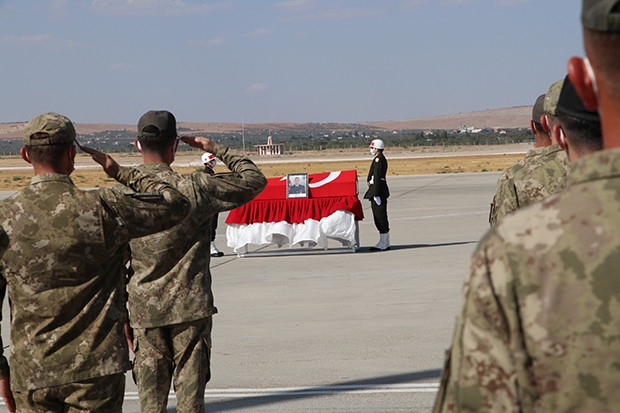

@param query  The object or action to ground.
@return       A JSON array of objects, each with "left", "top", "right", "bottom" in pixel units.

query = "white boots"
[
  {"left": 370, "top": 232, "right": 390, "bottom": 251},
  {"left": 210, "top": 243, "right": 224, "bottom": 257}
]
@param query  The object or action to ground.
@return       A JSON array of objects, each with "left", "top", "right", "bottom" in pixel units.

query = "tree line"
[{"left": 0, "top": 127, "right": 533, "bottom": 156}]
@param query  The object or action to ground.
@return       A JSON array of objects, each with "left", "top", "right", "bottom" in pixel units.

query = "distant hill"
[
  {"left": 368, "top": 106, "right": 530, "bottom": 131},
  {"left": 0, "top": 106, "right": 531, "bottom": 139}
]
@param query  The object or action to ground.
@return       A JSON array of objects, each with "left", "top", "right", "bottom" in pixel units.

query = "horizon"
[
  {"left": 0, "top": 103, "right": 531, "bottom": 126},
  {"left": 1, "top": 1, "right": 580, "bottom": 125},
  {"left": 0, "top": 105, "right": 532, "bottom": 131}
]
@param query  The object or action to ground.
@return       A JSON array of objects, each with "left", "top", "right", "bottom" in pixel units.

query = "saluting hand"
[
  {"left": 180, "top": 136, "right": 216, "bottom": 153},
  {"left": 77, "top": 142, "right": 121, "bottom": 179}
]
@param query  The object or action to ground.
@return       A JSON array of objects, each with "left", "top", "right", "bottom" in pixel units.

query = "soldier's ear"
[
  {"left": 568, "top": 56, "right": 598, "bottom": 110},
  {"left": 134, "top": 140, "right": 142, "bottom": 152},
  {"left": 20, "top": 147, "right": 31, "bottom": 164},
  {"left": 540, "top": 114, "right": 551, "bottom": 133},
  {"left": 555, "top": 125, "right": 567, "bottom": 150}
]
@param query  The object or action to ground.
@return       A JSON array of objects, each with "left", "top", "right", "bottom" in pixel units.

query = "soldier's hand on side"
[
  {"left": 180, "top": 136, "right": 216, "bottom": 153},
  {"left": 77, "top": 143, "right": 121, "bottom": 178},
  {"left": 124, "top": 322, "right": 135, "bottom": 354},
  {"left": 0, "top": 375, "right": 16, "bottom": 413}
]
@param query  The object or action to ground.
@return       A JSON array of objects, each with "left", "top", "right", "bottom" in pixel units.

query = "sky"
[{"left": 0, "top": 0, "right": 583, "bottom": 125}]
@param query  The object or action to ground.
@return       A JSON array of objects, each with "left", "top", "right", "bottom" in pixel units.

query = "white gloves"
[{"left": 374, "top": 196, "right": 381, "bottom": 206}]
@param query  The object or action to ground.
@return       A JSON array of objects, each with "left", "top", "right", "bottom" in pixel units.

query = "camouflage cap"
[
  {"left": 23, "top": 112, "right": 76, "bottom": 146},
  {"left": 582, "top": 0, "right": 620, "bottom": 32},
  {"left": 557, "top": 75, "right": 600, "bottom": 122},
  {"left": 532, "top": 94, "right": 546, "bottom": 123},
  {"left": 544, "top": 79, "right": 564, "bottom": 116},
  {"left": 137, "top": 110, "right": 177, "bottom": 140}
]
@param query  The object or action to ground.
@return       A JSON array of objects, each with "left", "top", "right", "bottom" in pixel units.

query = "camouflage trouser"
[
  {"left": 133, "top": 317, "right": 212, "bottom": 413},
  {"left": 13, "top": 372, "right": 125, "bottom": 413}
]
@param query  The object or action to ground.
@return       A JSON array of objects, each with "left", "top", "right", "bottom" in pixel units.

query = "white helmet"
[
  {"left": 369, "top": 139, "right": 384, "bottom": 150},
  {"left": 201, "top": 152, "right": 215, "bottom": 164},
  {"left": 201, "top": 152, "right": 217, "bottom": 168}
]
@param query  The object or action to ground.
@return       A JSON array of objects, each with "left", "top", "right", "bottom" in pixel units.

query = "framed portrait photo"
[{"left": 286, "top": 173, "right": 308, "bottom": 198}]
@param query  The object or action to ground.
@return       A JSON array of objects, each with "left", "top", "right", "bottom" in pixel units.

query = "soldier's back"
[
  {"left": 488, "top": 147, "right": 620, "bottom": 410},
  {"left": 0, "top": 175, "right": 131, "bottom": 391},
  {"left": 511, "top": 144, "right": 570, "bottom": 209}
]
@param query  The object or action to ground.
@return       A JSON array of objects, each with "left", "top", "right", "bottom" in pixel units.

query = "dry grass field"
[
  {"left": 252, "top": 153, "right": 524, "bottom": 178},
  {"left": 0, "top": 146, "right": 526, "bottom": 191}
]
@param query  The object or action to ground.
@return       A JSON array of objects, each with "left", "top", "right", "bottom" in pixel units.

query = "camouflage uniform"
[
  {"left": 12, "top": 372, "right": 126, "bottom": 412},
  {"left": 203, "top": 164, "right": 220, "bottom": 250},
  {"left": 0, "top": 168, "right": 190, "bottom": 402},
  {"left": 489, "top": 144, "right": 570, "bottom": 225},
  {"left": 0, "top": 230, "right": 10, "bottom": 343},
  {"left": 128, "top": 145, "right": 266, "bottom": 413},
  {"left": 434, "top": 147, "right": 620, "bottom": 412}
]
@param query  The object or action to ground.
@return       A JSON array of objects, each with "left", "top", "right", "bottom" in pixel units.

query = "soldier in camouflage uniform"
[
  {"left": 432, "top": 0, "right": 619, "bottom": 410},
  {"left": 488, "top": 87, "right": 571, "bottom": 226},
  {"left": 0, "top": 112, "right": 190, "bottom": 413},
  {"left": 0, "top": 231, "right": 10, "bottom": 411},
  {"left": 126, "top": 110, "right": 267, "bottom": 413}
]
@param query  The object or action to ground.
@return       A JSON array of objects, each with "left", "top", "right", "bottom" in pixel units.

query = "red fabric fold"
[{"left": 226, "top": 196, "right": 364, "bottom": 224}]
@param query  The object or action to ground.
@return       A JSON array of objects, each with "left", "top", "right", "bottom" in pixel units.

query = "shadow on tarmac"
[
  {"left": 184, "top": 369, "right": 442, "bottom": 413},
  {"left": 214, "top": 241, "right": 479, "bottom": 259},
  {"left": 360, "top": 240, "right": 478, "bottom": 252}
]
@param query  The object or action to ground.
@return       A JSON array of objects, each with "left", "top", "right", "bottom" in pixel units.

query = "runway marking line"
[
  {"left": 0, "top": 383, "right": 440, "bottom": 405},
  {"left": 118, "top": 383, "right": 440, "bottom": 401}
]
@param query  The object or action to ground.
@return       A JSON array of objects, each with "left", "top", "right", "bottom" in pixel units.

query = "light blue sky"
[{"left": 0, "top": 0, "right": 582, "bottom": 125}]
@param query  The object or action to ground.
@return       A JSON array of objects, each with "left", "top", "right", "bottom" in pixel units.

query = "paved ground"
[{"left": 0, "top": 171, "right": 501, "bottom": 412}]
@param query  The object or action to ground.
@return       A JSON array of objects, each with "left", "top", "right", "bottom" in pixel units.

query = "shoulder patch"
[{"left": 375, "top": 158, "right": 380, "bottom": 162}]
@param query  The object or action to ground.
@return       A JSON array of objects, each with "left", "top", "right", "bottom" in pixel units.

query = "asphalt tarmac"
[{"left": 0, "top": 171, "right": 501, "bottom": 412}]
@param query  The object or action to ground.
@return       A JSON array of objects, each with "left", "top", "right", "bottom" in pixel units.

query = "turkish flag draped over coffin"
[
  {"left": 225, "top": 170, "right": 364, "bottom": 225},
  {"left": 255, "top": 169, "right": 359, "bottom": 200}
]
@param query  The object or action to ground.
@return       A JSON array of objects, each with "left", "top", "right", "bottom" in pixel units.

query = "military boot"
[
  {"left": 370, "top": 232, "right": 390, "bottom": 251},
  {"left": 210, "top": 243, "right": 224, "bottom": 257}
]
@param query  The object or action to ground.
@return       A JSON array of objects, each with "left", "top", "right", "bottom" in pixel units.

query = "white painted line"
[
  {"left": 398, "top": 211, "right": 486, "bottom": 220},
  {"left": 118, "top": 383, "right": 440, "bottom": 401},
  {"left": 358, "top": 211, "right": 486, "bottom": 223}
]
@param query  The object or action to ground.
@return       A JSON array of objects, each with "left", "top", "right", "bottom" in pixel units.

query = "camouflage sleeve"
[
  {"left": 0, "top": 230, "right": 9, "bottom": 380},
  {"left": 0, "top": 279, "right": 8, "bottom": 380},
  {"left": 99, "top": 166, "right": 191, "bottom": 243},
  {"left": 490, "top": 173, "right": 518, "bottom": 226},
  {"left": 193, "top": 145, "right": 267, "bottom": 212},
  {"left": 433, "top": 231, "right": 527, "bottom": 412},
  {"left": 115, "top": 166, "right": 186, "bottom": 198},
  {"left": 488, "top": 196, "right": 496, "bottom": 226},
  {"left": 519, "top": 148, "right": 570, "bottom": 200}
]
